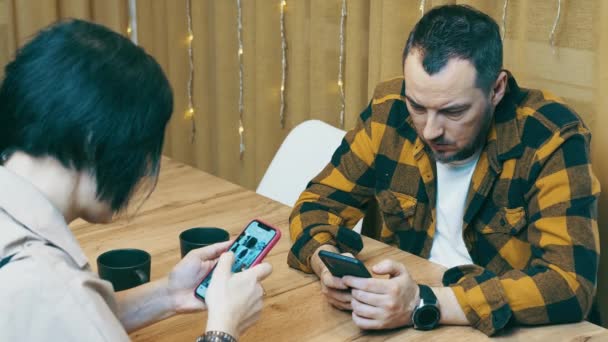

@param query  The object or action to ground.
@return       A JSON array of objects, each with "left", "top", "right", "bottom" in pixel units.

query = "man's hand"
[
  {"left": 311, "top": 245, "right": 352, "bottom": 311},
  {"left": 342, "top": 259, "right": 419, "bottom": 330}
]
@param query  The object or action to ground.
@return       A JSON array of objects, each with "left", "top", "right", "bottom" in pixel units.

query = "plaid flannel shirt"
[{"left": 287, "top": 73, "right": 600, "bottom": 335}]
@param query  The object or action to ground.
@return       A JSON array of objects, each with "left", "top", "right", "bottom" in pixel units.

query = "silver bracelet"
[{"left": 196, "top": 331, "right": 237, "bottom": 342}]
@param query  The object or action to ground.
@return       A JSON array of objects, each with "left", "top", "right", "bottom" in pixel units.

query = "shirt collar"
[
  {"left": 0, "top": 166, "right": 89, "bottom": 268},
  {"left": 486, "top": 71, "right": 526, "bottom": 172}
]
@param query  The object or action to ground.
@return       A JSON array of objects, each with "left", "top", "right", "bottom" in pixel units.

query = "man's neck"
[{"left": 438, "top": 148, "right": 482, "bottom": 168}]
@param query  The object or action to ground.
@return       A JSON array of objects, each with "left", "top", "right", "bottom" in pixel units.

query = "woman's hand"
[
  {"left": 204, "top": 252, "right": 273, "bottom": 338},
  {"left": 167, "top": 241, "right": 232, "bottom": 313}
]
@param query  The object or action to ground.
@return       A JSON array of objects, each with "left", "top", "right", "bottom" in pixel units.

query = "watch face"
[{"left": 413, "top": 305, "right": 440, "bottom": 330}]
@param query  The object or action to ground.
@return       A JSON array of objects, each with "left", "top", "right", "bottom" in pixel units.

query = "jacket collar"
[{"left": 0, "top": 166, "right": 89, "bottom": 268}]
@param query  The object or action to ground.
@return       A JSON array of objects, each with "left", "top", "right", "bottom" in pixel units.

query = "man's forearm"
[
  {"left": 114, "top": 278, "right": 176, "bottom": 333},
  {"left": 432, "top": 287, "right": 469, "bottom": 325}
]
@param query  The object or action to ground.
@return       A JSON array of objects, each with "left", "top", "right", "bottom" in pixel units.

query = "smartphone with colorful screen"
[{"left": 194, "top": 219, "right": 281, "bottom": 301}]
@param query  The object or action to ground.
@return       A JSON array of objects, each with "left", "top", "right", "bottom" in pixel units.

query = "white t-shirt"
[{"left": 429, "top": 152, "right": 480, "bottom": 269}]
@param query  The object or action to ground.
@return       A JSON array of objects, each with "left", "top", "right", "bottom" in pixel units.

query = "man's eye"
[
  {"left": 443, "top": 109, "right": 466, "bottom": 117},
  {"left": 410, "top": 104, "right": 425, "bottom": 113}
]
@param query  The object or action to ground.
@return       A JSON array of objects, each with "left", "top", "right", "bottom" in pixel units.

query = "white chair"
[{"left": 257, "top": 119, "right": 362, "bottom": 232}]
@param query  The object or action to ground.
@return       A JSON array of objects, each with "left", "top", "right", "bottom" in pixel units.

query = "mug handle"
[{"left": 135, "top": 269, "right": 150, "bottom": 284}]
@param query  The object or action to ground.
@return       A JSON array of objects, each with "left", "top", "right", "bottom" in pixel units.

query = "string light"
[
  {"left": 237, "top": 0, "right": 245, "bottom": 158},
  {"left": 501, "top": 0, "right": 508, "bottom": 41},
  {"left": 419, "top": 0, "right": 426, "bottom": 18},
  {"left": 127, "top": 0, "right": 138, "bottom": 44},
  {"left": 338, "top": 0, "right": 347, "bottom": 129},
  {"left": 549, "top": 0, "right": 562, "bottom": 54},
  {"left": 279, "top": 0, "right": 288, "bottom": 128},
  {"left": 185, "top": 0, "right": 196, "bottom": 143}
]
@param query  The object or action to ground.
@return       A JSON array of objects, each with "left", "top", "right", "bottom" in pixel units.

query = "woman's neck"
[{"left": 3, "top": 152, "right": 79, "bottom": 223}]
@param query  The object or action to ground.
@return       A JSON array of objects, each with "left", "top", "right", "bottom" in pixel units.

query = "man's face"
[{"left": 403, "top": 50, "right": 494, "bottom": 163}]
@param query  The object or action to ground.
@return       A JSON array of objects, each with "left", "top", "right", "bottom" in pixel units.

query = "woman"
[{"left": 0, "top": 19, "right": 270, "bottom": 341}]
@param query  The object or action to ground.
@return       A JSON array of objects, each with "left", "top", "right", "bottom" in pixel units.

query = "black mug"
[
  {"left": 97, "top": 248, "right": 151, "bottom": 291},
  {"left": 179, "top": 227, "right": 230, "bottom": 258}
]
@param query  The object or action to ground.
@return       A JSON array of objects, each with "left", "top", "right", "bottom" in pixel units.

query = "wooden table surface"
[{"left": 72, "top": 158, "right": 607, "bottom": 341}]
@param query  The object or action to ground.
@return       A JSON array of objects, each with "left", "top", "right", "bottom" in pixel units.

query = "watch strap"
[
  {"left": 196, "top": 331, "right": 237, "bottom": 342},
  {"left": 418, "top": 284, "right": 437, "bottom": 305}
]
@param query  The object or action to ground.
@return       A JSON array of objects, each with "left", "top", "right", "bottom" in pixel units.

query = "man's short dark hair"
[
  {"left": 403, "top": 4, "right": 503, "bottom": 92},
  {"left": 0, "top": 19, "right": 173, "bottom": 212}
]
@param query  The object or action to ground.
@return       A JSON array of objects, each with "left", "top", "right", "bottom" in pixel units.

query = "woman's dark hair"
[
  {"left": 0, "top": 19, "right": 173, "bottom": 212},
  {"left": 403, "top": 4, "right": 503, "bottom": 92}
]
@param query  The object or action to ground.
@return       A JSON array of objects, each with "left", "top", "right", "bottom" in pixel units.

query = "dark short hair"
[
  {"left": 403, "top": 4, "right": 502, "bottom": 91},
  {"left": 0, "top": 19, "right": 173, "bottom": 212}
]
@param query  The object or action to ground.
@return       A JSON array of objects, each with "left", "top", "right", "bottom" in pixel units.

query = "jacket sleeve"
[
  {"left": 444, "top": 127, "right": 601, "bottom": 335},
  {"left": 287, "top": 101, "right": 378, "bottom": 273}
]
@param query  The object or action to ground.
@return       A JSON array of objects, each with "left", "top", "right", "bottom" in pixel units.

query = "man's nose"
[{"left": 423, "top": 113, "right": 444, "bottom": 142}]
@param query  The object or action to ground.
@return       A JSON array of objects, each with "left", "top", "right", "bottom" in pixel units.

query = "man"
[{"left": 288, "top": 5, "right": 600, "bottom": 336}]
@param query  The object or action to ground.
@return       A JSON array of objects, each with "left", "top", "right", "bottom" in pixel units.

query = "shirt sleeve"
[
  {"left": 443, "top": 127, "right": 600, "bottom": 335},
  {"left": 287, "top": 101, "right": 377, "bottom": 273}
]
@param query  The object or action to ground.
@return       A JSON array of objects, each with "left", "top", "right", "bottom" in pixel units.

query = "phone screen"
[{"left": 195, "top": 220, "right": 277, "bottom": 299}]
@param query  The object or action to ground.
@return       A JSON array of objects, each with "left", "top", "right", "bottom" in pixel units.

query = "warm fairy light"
[
  {"left": 185, "top": 0, "right": 196, "bottom": 142},
  {"left": 279, "top": 0, "right": 288, "bottom": 128},
  {"left": 419, "top": 0, "right": 426, "bottom": 18},
  {"left": 237, "top": 0, "right": 245, "bottom": 157},
  {"left": 501, "top": 0, "right": 508, "bottom": 40},
  {"left": 127, "top": 0, "right": 138, "bottom": 44},
  {"left": 337, "top": 0, "right": 347, "bottom": 128},
  {"left": 549, "top": 0, "right": 562, "bottom": 54},
  {"left": 185, "top": 107, "right": 194, "bottom": 119}
]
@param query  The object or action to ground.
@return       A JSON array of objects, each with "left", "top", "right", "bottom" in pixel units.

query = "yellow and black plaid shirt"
[{"left": 287, "top": 73, "right": 600, "bottom": 335}]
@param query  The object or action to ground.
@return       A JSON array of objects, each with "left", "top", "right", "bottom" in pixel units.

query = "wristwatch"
[
  {"left": 196, "top": 331, "right": 237, "bottom": 342},
  {"left": 412, "top": 284, "right": 441, "bottom": 330}
]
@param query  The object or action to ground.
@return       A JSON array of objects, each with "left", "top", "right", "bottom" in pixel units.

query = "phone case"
[
  {"left": 318, "top": 250, "right": 372, "bottom": 278},
  {"left": 194, "top": 219, "right": 282, "bottom": 300},
  {"left": 247, "top": 218, "right": 282, "bottom": 267}
]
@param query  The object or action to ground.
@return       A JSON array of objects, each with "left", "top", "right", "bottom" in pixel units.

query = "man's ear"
[{"left": 490, "top": 71, "right": 508, "bottom": 107}]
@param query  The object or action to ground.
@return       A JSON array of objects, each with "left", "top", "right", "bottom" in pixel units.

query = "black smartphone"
[{"left": 318, "top": 250, "right": 371, "bottom": 278}]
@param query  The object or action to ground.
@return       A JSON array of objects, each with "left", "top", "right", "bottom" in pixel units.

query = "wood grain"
[{"left": 73, "top": 158, "right": 606, "bottom": 341}]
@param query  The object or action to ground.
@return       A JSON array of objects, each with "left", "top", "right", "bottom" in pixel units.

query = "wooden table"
[{"left": 72, "top": 158, "right": 607, "bottom": 341}]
